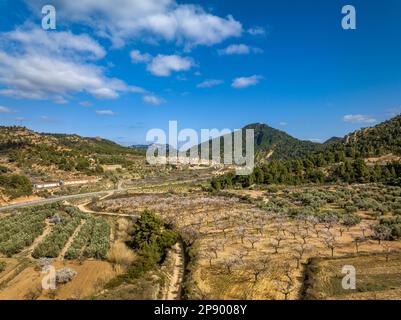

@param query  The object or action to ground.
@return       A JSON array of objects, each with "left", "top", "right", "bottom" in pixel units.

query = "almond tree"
[
  {"left": 373, "top": 225, "right": 392, "bottom": 245},
  {"left": 352, "top": 235, "right": 366, "bottom": 254},
  {"left": 360, "top": 224, "right": 369, "bottom": 237},
  {"left": 293, "top": 243, "right": 312, "bottom": 269},
  {"left": 223, "top": 257, "right": 239, "bottom": 274},
  {"left": 203, "top": 251, "right": 215, "bottom": 267},
  {"left": 255, "top": 220, "right": 266, "bottom": 236},
  {"left": 234, "top": 249, "right": 249, "bottom": 264},
  {"left": 236, "top": 226, "right": 246, "bottom": 244},
  {"left": 287, "top": 227, "right": 298, "bottom": 240},
  {"left": 382, "top": 243, "right": 392, "bottom": 262},
  {"left": 248, "top": 256, "right": 270, "bottom": 282},
  {"left": 323, "top": 233, "right": 339, "bottom": 257},
  {"left": 299, "top": 230, "right": 310, "bottom": 245},
  {"left": 246, "top": 235, "right": 261, "bottom": 249},
  {"left": 274, "top": 263, "right": 295, "bottom": 300},
  {"left": 307, "top": 215, "right": 320, "bottom": 236}
]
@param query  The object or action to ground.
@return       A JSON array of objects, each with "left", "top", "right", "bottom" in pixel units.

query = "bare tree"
[
  {"left": 181, "top": 226, "right": 199, "bottom": 247},
  {"left": 248, "top": 256, "right": 270, "bottom": 282},
  {"left": 293, "top": 243, "right": 312, "bottom": 269},
  {"left": 352, "top": 235, "right": 366, "bottom": 254},
  {"left": 203, "top": 251, "right": 215, "bottom": 267},
  {"left": 236, "top": 226, "right": 246, "bottom": 244},
  {"left": 299, "top": 230, "right": 310, "bottom": 245},
  {"left": 274, "top": 263, "right": 295, "bottom": 300},
  {"left": 207, "top": 243, "right": 219, "bottom": 259},
  {"left": 287, "top": 227, "right": 298, "bottom": 240},
  {"left": 338, "top": 226, "right": 346, "bottom": 237},
  {"left": 322, "top": 214, "right": 339, "bottom": 231},
  {"left": 381, "top": 243, "right": 392, "bottom": 262},
  {"left": 324, "top": 236, "right": 338, "bottom": 257},
  {"left": 234, "top": 249, "right": 249, "bottom": 264},
  {"left": 222, "top": 257, "right": 239, "bottom": 274},
  {"left": 255, "top": 220, "right": 266, "bottom": 236},
  {"left": 246, "top": 235, "right": 261, "bottom": 249},
  {"left": 360, "top": 224, "right": 369, "bottom": 237},
  {"left": 218, "top": 220, "right": 230, "bottom": 239}
]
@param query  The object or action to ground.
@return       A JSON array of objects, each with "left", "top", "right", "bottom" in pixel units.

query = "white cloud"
[
  {"left": 0, "top": 49, "right": 128, "bottom": 100},
  {"left": 218, "top": 44, "right": 263, "bottom": 56},
  {"left": 143, "top": 95, "right": 165, "bottom": 105},
  {"left": 79, "top": 101, "right": 92, "bottom": 107},
  {"left": 5, "top": 26, "right": 106, "bottom": 59},
  {"left": 27, "top": 0, "right": 242, "bottom": 48},
  {"left": 96, "top": 110, "right": 115, "bottom": 116},
  {"left": 130, "top": 50, "right": 152, "bottom": 63},
  {"left": 0, "top": 106, "right": 12, "bottom": 113},
  {"left": 147, "top": 54, "right": 193, "bottom": 77},
  {"left": 0, "top": 27, "right": 136, "bottom": 101},
  {"left": 197, "top": 79, "right": 224, "bottom": 88},
  {"left": 54, "top": 96, "right": 68, "bottom": 104},
  {"left": 279, "top": 122, "right": 288, "bottom": 127},
  {"left": 343, "top": 114, "right": 377, "bottom": 124},
  {"left": 309, "top": 138, "right": 323, "bottom": 143},
  {"left": 248, "top": 27, "right": 266, "bottom": 36},
  {"left": 232, "top": 75, "right": 263, "bottom": 89}
]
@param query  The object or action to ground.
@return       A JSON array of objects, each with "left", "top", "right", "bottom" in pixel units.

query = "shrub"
[{"left": 0, "top": 261, "right": 6, "bottom": 273}]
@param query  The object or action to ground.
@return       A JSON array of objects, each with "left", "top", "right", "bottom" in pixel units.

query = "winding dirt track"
[{"left": 165, "top": 242, "right": 185, "bottom": 300}]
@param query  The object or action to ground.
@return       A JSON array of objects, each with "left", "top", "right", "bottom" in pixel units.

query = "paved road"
[{"left": 0, "top": 176, "right": 210, "bottom": 212}]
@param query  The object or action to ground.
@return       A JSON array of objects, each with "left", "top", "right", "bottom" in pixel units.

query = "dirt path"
[
  {"left": 59, "top": 219, "right": 86, "bottom": 261},
  {"left": 165, "top": 242, "right": 185, "bottom": 300},
  {"left": 77, "top": 202, "right": 133, "bottom": 218},
  {"left": 19, "top": 220, "right": 52, "bottom": 257}
]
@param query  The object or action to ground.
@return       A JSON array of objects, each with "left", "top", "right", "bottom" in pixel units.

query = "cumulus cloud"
[
  {"left": 218, "top": 44, "right": 263, "bottom": 56},
  {"left": 4, "top": 26, "right": 106, "bottom": 59},
  {"left": 0, "top": 50, "right": 128, "bottom": 100},
  {"left": 197, "top": 79, "right": 224, "bottom": 88},
  {"left": 143, "top": 95, "right": 165, "bottom": 105},
  {"left": 0, "top": 27, "right": 140, "bottom": 101},
  {"left": 26, "top": 0, "right": 243, "bottom": 48},
  {"left": 343, "top": 114, "right": 377, "bottom": 124},
  {"left": 147, "top": 54, "right": 193, "bottom": 77},
  {"left": 248, "top": 26, "right": 266, "bottom": 36},
  {"left": 130, "top": 50, "right": 152, "bottom": 63},
  {"left": 0, "top": 106, "right": 12, "bottom": 113},
  {"left": 96, "top": 110, "right": 115, "bottom": 116},
  {"left": 232, "top": 75, "right": 263, "bottom": 89}
]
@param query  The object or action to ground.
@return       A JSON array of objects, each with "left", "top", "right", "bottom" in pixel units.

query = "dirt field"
[
  {"left": 303, "top": 252, "right": 401, "bottom": 300},
  {"left": 0, "top": 259, "right": 117, "bottom": 300}
]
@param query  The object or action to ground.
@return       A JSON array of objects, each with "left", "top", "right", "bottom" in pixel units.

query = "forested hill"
[
  {"left": 325, "top": 114, "right": 401, "bottom": 157},
  {"left": 192, "top": 123, "right": 323, "bottom": 162},
  {"left": 211, "top": 114, "right": 401, "bottom": 189},
  {"left": 0, "top": 126, "right": 144, "bottom": 178}
]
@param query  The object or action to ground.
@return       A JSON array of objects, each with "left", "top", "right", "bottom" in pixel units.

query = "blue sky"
[{"left": 0, "top": 0, "right": 400, "bottom": 145}]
